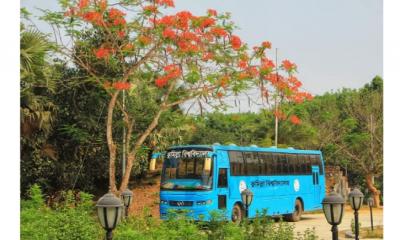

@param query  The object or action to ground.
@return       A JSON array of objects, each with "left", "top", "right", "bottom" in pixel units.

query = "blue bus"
[{"left": 159, "top": 144, "right": 325, "bottom": 222}]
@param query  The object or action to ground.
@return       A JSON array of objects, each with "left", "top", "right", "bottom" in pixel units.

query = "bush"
[
  {"left": 113, "top": 209, "right": 317, "bottom": 240},
  {"left": 21, "top": 185, "right": 319, "bottom": 240},
  {"left": 20, "top": 185, "right": 102, "bottom": 240}
]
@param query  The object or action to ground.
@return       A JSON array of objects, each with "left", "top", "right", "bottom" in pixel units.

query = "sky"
[{"left": 21, "top": 0, "right": 383, "bottom": 112}]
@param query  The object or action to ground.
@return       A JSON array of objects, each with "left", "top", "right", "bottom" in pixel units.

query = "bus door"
[
  {"left": 216, "top": 167, "right": 229, "bottom": 211},
  {"left": 311, "top": 166, "right": 321, "bottom": 206}
]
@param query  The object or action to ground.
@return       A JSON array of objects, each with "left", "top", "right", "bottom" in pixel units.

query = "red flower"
[
  {"left": 238, "top": 60, "right": 248, "bottom": 69},
  {"left": 156, "top": 0, "right": 175, "bottom": 7},
  {"left": 78, "top": 0, "right": 89, "bottom": 9},
  {"left": 181, "top": 31, "right": 199, "bottom": 42},
  {"left": 113, "top": 82, "right": 131, "bottom": 90},
  {"left": 108, "top": 8, "right": 126, "bottom": 19},
  {"left": 274, "top": 110, "right": 286, "bottom": 120},
  {"left": 211, "top": 27, "right": 228, "bottom": 37},
  {"left": 162, "top": 28, "right": 176, "bottom": 39},
  {"left": 166, "top": 46, "right": 174, "bottom": 53},
  {"left": 139, "top": 36, "right": 152, "bottom": 45},
  {"left": 216, "top": 92, "right": 224, "bottom": 98},
  {"left": 260, "top": 58, "right": 275, "bottom": 72},
  {"left": 281, "top": 59, "right": 297, "bottom": 72},
  {"left": 202, "top": 52, "right": 214, "bottom": 61},
  {"left": 155, "top": 77, "right": 168, "bottom": 88},
  {"left": 290, "top": 115, "right": 301, "bottom": 125},
  {"left": 143, "top": 5, "right": 158, "bottom": 13},
  {"left": 164, "top": 64, "right": 181, "bottom": 78},
  {"left": 99, "top": 0, "right": 107, "bottom": 11},
  {"left": 262, "top": 41, "right": 271, "bottom": 49},
  {"left": 82, "top": 11, "right": 104, "bottom": 26},
  {"left": 95, "top": 47, "right": 111, "bottom": 59},
  {"left": 231, "top": 35, "right": 241, "bottom": 50},
  {"left": 113, "top": 18, "right": 126, "bottom": 26},
  {"left": 117, "top": 31, "right": 126, "bottom": 38},
  {"left": 238, "top": 72, "right": 250, "bottom": 80},
  {"left": 219, "top": 75, "right": 229, "bottom": 88},
  {"left": 123, "top": 43, "right": 134, "bottom": 51},
  {"left": 207, "top": 9, "right": 217, "bottom": 16},
  {"left": 200, "top": 18, "right": 216, "bottom": 28},
  {"left": 158, "top": 15, "right": 176, "bottom": 26}
]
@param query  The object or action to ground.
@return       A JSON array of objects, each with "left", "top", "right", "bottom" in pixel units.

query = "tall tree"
[
  {"left": 339, "top": 76, "right": 383, "bottom": 206},
  {"left": 44, "top": 0, "right": 254, "bottom": 193}
]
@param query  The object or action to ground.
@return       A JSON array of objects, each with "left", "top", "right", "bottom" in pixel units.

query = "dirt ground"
[{"left": 128, "top": 176, "right": 383, "bottom": 239}]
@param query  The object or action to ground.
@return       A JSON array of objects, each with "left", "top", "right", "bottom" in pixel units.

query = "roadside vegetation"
[{"left": 21, "top": 185, "right": 318, "bottom": 240}]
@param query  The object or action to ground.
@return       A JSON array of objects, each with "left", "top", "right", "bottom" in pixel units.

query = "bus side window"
[
  {"left": 259, "top": 152, "right": 269, "bottom": 175},
  {"left": 218, "top": 168, "right": 228, "bottom": 188},
  {"left": 278, "top": 154, "right": 287, "bottom": 174},
  {"left": 229, "top": 151, "right": 244, "bottom": 176},
  {"left": 300, "top": 155, "right": 307, "bottom": 174},
  {"left": 271, "top": 153, "right": 278, "bottom": 175},
  {"left": 306, "top": 155, "right": 312, "bottom": 173},
  {"left": 243, "top": 152, "right": 260, "bottom": 176},
  {"left": 288, "top": 154, "right": 296, "bottom": 174}
]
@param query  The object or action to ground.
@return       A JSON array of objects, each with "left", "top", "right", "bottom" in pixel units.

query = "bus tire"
[
  {"left": 231, "top": 203, "right": 243, "bottom": 224},
  {"left": 284, "top": 199, "right": 303, "bottom": 222}
]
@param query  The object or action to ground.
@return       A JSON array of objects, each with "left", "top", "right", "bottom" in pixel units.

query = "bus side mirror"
[
  {"left": 204, "top": 158, "right": 212, "bottom": 171},
  {"left": 149, "top": 158, "right": 156, "bottom": 171}
]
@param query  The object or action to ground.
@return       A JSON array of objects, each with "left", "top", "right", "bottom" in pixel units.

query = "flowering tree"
[
  {"left": 234, "top": 42, "right": 313, "bottom": 145},
  {"left": 44, "top": 0, "right": 310, "bottom": 193},
  {"left": 44, "top": 0, "right": 256, "bottom": 193}
]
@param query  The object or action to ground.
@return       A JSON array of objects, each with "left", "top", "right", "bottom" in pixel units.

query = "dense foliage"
[{"left": 21, "top": 185, "right": 318, "bottom": 240}]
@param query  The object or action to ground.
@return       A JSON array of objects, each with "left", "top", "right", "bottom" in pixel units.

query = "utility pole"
[
  {"left": 122, "top": 90, "right": 126, "bottom": 176},
  {"left": 274, "top": 48, "right": 279, "bottom": 147}
]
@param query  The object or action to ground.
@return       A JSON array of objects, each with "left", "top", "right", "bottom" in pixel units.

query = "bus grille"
[{"left": 169, "top": 200, "right": 193, "bottom": 207}]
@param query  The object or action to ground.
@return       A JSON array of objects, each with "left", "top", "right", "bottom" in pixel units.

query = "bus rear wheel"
[
  {"left": 231, "top": 203, "right": 243, "bottom": 224},
  {"left": 284, "top": 199, "right": 303, "bottom": 222}
]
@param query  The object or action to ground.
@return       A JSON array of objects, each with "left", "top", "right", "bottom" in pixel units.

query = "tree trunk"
[
  {"left": 119, "top": 109, "right": 164, "bottom": 191},
  {"left": 366, "top": 174, "right": 381, "bottom": 207},
  {"left": 106, "top": 91, "right": 120, "bottom": 193}
]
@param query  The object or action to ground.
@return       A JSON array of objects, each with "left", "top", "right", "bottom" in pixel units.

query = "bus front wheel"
[
  {"left": 284, "top": 199, "right": 303, "bottom": 222},
  {"left": 231, "top": 203, "right": 243, "bottom": 224}
]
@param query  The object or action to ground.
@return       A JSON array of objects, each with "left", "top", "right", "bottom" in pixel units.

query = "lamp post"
[
  {"left": 240, "top": 189, "right": 254, "bottom": 218},
  {"left": 322, "top": 192, "right": 345, "bottom": 240},
  {"left": 368, "top": 197, "right": 374, "bottom": 231},
  {"left": 96, "top": 191, "right": 124, "bottom": 240},
  {"left": 348, "top": 188, "right": 364, "bottom": 240},
  {"left": 121, "top": 188, "right": 133, "bottom": 217}
]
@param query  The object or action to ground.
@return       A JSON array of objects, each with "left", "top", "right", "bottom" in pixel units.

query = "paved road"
[{"left": 294, "top": 206, "right": 383, "bottom": 240}]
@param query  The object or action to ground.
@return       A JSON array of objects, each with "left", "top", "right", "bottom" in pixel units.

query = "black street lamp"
[
  {"left": 348, "top": 188, "right": 364, "bottom": 240},
  {"left": 322, "top": 192, "right": 345, "bottom": 240},
  {"left": 121, "top": 188, "right": 133, "bottom": 217},
  {"left": 367, "top": 197, "right": 374, "bottom": 231},
  {"left": 96, "top": 191, "right": 124, "bottom": 240},
  {"left": 240, "top": 189, "right": 254, "bottom": 218}
]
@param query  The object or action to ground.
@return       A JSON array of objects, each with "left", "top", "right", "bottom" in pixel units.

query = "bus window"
[
  {"left": 243, "top": 152, "right": 260, "bottom": 175},
  {"left": 218, "top": 168, "right": 228, "bottom": 188},
  {"left": 278, "top": 154, "right": 288, "bottom": 174},
  {"left": 229, "top": 151, "right": 245, "bottom": 176},
  {"left": 271, "top": 153, "right": 278, "bottom": 175},
  {"left": 258, "top": 152, "right": 270, "bottom": 175},
  {"left": 299, "top": 155, "right": 307, "bottom": 174},
  {"left": 288, "top": 154, "right": 296, "bottom": 174},
  {"left": 306, "top": 155, "right": 312, "bottom": 173}
]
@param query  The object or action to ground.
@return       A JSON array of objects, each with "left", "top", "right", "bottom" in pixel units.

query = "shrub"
[{"left": 20, "top": 185, "right": 102, "bottom": 240}]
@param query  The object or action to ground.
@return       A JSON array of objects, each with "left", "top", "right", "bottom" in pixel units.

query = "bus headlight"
[
  {"left": 196, "top": 199, "right": 212, "bottom": 206},
  {"left": 160, "top": 200, "right": 168, "bottom": 205}
]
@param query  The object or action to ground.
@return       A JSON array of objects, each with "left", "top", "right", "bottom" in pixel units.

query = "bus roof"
[{"left": 168, "top": 144, "right": 322, "bottom": 155}]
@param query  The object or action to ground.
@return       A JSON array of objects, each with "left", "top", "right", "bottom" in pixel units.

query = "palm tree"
[{"left": 20, "top": 28, "right": 57, "bottom": 137}]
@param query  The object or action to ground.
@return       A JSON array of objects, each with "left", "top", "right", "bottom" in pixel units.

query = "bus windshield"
[{"left": 161, "top": 149, "right": 213, "bottom": 191}]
